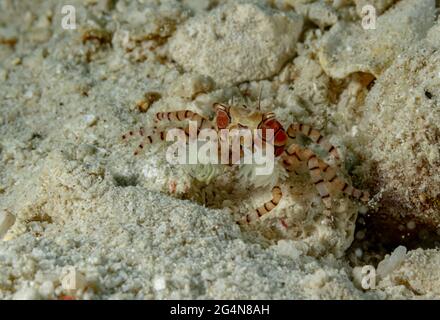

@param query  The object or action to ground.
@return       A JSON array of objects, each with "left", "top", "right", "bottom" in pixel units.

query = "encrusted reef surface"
[{"left": 0, "top": 0, "right": 440, "bottom": 299}]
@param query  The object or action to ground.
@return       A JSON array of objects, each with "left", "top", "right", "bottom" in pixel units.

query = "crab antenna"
[{"left": 258, "top": 85, "right": 263, "bottom": 110}]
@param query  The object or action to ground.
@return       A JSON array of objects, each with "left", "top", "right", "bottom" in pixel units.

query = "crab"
[{"left": 121, "top": 102, "right": 369, "bottom": 224}]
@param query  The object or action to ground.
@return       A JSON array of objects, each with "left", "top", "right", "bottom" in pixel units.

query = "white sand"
[{"left": 1, "top": 0, "right": 440, "bottom": 299}]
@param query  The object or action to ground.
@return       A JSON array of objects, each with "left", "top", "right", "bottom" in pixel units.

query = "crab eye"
[{"left": 216, "top": 110, "right": 230, "bottom": 129}]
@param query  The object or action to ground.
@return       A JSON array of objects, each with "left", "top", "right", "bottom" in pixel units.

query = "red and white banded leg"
[
  {"left": 286, "top": 123, "right": 341, "bottom": 167},
  {"left": 155, "top": 110, "right": 214, "bottom": 131},
  {"left": 239, "top": 186, "right": 283, "bottom": 224},
  {"left": 133, "top": 126, "right": 189, "bottom": 155},
  {"left": 318, "top": 161, "right": 369, "bottom": 202},
  {"left": 282, "top": 144, "right": 332, "bottom": 211},
  {"left": 121, "top": 126, "right": 156, "bottom": 141},
  {"left": 280, "top": 145, "right": 303, "bottom": 176},
  {"left": 283, "top": 144, "right": 369, "bottom": 204}
]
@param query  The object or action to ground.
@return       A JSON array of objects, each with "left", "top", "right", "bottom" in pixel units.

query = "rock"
[
  {"left": 377, "top": 246, "right": 407, "bottom": 280},
  {"left": 358, "top": 41, "right": 440, "bottom": 243},
  {"left": 168, "top": 2, "right": 303, "bottom": 85},
  {"left": 426, "top": 21, "right": 440, "bottom": 48},
  {"left": 318, "top": 0, "right": 436, "bottom": 79},
  {"left": 0, "top": 211, "right": 15, "bottom": 240},
  {"left": 38, "top": 281, "right": 55, "bottom": 298},
  {"left": 273, "top": 239, "right": 303, "bottom": 259},
  {"left": 354, "top": 0, "right": 397, "bottom": 17},
  {"left": 13, "top": 286, "right": 40, "bottom": 300},
  {"left": 83, "top": 114, "right": 98, "bottom": 127},
  {"left": 169, "top": 73, "right": 215, "bottom": 99},
  {"left": 295, "top": 2, "right": 338, "bottom": 29},
  {"left": 153, "top": 276, "right": 167, "bottom": 291},
  {"left": 379, "top": 248, "right": 440, "bottom": 296},
  {"left": 1, "top": 150, "right": 109, "bottom": 240}
]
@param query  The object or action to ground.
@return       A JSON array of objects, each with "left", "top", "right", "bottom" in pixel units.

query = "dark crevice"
[
  {"left": 113, "top": 173, "right": 138, "bottom": 187},
  {"left": 347, "top": 210, "right": 440, "bottom": 267}
]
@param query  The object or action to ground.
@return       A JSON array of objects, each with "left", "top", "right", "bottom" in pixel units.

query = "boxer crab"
[{"left": 121, "top": 103, "right": 369, "bottom": 224}]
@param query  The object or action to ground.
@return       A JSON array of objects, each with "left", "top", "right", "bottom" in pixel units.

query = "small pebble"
[
  {"left": 153, "top": 276, "right": 166, "bottom": 291},
  {"left": 39, "top": 281, "right": 55, "bottom": 298},
  {"left": 355, "top": 248, "right": 363, "bottom": 258},
  {"left": 84, "top": 114, "right": 98, "bottom": 127},
  {"left": 355, "top": 230, "right": 366, "bottom": 240},
  {"left": 407, "top": 221, "right": 416, "bottom": 230},
  {"left": 13, "top": 286, "right": 40, "bottom": 300},
  {"left": 0, "top": 210, "right": 15, "bottom": 239}
]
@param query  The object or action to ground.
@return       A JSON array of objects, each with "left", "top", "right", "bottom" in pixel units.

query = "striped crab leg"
[
  {"left": 121, "top": 126, "right": 159, "bottom": 153},
  {"left": 155, "top": 110, "right": 214, "bottom": 131},
  {"left": 121, "top": 110, "right": 210, "bottom": 140},
  {"left": 122, "top": 126, "right": 189, "bottom": 156},
  {"left": 131, "top": 126, "right": 192, "bottom": 156},
  {"left": 282, "top": 144, "right": 333, "bottom": 210},
  {"left": 122, "top": 110, "right": 214, "bottom": 156},
  {"left": 121, "top": 126, "right": 151, "bottom": 141},
  {"left": 317, "top": 161, "right": 370, "bottom": 202},
  {"left": 239, "top": 186, "right": 283, "bottom": 224},
  {"left": 286, "top": 123, "right": 341, "bottom": 167},
  {"left": 282, "top": 144, "right": 369, "bottom": 204}
]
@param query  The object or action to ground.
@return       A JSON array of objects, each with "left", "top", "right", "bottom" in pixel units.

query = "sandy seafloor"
[{"left": 1, "top": 0, "right": 440, "bottom": 299}]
